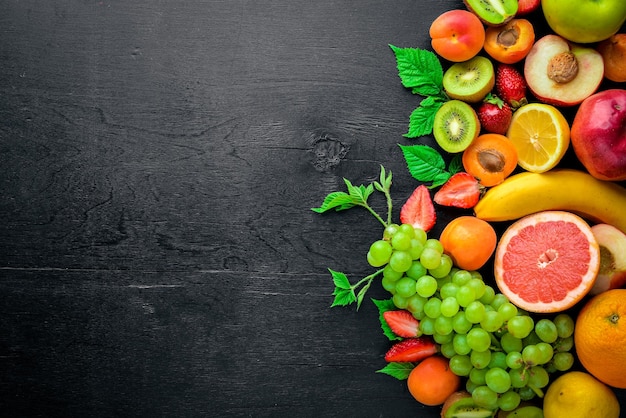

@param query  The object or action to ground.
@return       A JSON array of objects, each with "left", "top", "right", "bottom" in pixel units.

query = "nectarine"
[{"left": 429, "top": 10, "right": 485, "bottom": 63}]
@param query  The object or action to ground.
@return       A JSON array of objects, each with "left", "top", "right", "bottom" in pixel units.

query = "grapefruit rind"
[{"left": 494, "top": 211, "right": 600, "bottom": 313}]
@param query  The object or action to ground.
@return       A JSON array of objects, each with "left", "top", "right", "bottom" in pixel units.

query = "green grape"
[
  {"left": 452, "top": 269, "right": 472, "bottom": 286},
  {"left": 392, "top": 293, "right": 408, "bottom": 309},
  {"left": 440, "top": 282, "right": 459, "bottom": 299},
  {"left": 464, "top": 301, "right": 486, "bottom": 323},
  {"left": 391, "top": 231, "right": 412, "bottom": 251},
  {"left": 398, "top": 223, "right": 416, "bottom": 238},
  {"left": 488, "top": 351, "right": 507, "bottom": 370},
  {"left": 367, "top": 240, "right": 393, "bottom": 266},
  {"left": 389, "top": 250, "right": 413, "bottom": 273},
  {"left": 522, "top": 330, "right": 541, "bottom": 346},
  {"left": 486, "top": 367, "right": 511, "bottom": 393},
  {"left": 420, "top": 316, "right": 435, "bottom": 335},
  {"left": 434, "top": 331, "right": 454, "bottom": 344},
  {"left": 395, "top": 276, "right": 417, "bottom": 298},
  {"left": 469, "top": 367, "right": 488, "bottom": 386},
  {"left": 467, "top": 328, "right": 491, "bottom": 352},
  {"left": 466, "top": 379, "right": 479, "bottom": 394},
  {"left": 423, "top": 297, "right": 442, "bottom": 319},
  {"left": 553, "top": 335, "right": 574, "bottom": 352},
  {"left": 505, "top": 351, "right": 523, "bottom": 369},
  {"left": 441, "top": 341, "right": 457, "bottom": 359},
  {"left": 452, "top": 311, "right": 473, "bottom": 334},
  {"left": 535, "top": 342, "right": 554, "bottom": 364},
  {"left": 434, "top": 315, "right": 454, "bottom": 336},
  {"left": 491, "top": 293, "right": 509, "bottom": 310},
  {"left": 522, "top": 345, "right": 542, "bottom": 366},
  {"left": 497, "top": 390, "right": 521, "bottom": 412},
  {"left": 408, "top": 239, "right": 424, "bottom": 260},
  {"left": 480, "top": 310, "right": 504, "bottom": 333},
  {"left": 415, "top": 275, "right": 438, "bottom": 298},
  {"left": 383, "top": 223, "right": 400, "bottom": 241},
  {"left": 381, "top": 275, "right": 397, "bottom": 294},
  {"left": 450, "top": 354, "right": 473, "bottom": 377},
  {"left": 413, "top": 226, "right": 427, "bottom": 245},
  {"left": 507, "top": 315, "right": 533, "bottom": 339},
  {"left": 552, "top": 352, "right": 574, "bottom": 371},
  {"left": 470, "top": 349, "right": 492, "bottom": 369},
  {"left": 383, "top": 264, "right": 403, "bottom": 281},
  {"left": 528, "top": 366, "right": 549, "bottom": 389},
  {"left": 497, "top": 302, "right": 518, "bottom": 321},
  {"left": 420, "top": 247, "right": 441, "bottom": 270},
  {"left": 478, "top": 285, "right": 496, "bottom": 305},
  {"left": 517, "top": 386, "right": 536, "bottom": 401},
  {"left": 535, "top": 318, "right": 558, "bottom": 343},
  {"left": 554, "top": 313, "right": 575, "bottom": 338},
  {"left": 509, "top": 368, "right": 528, "bottom": 388},
  {"left": 456, "top": 285, "right": 477, "bottom": 308},
  {"left": 429, "top": 253, "right": 453, "bottom": 278},
  {"left": 500, "top": 332, "right": 523, "bottom": 353},
  {"left": 406, "top": 294, "right": 427, "bottom": 315},
  {"left": 406, "top": 260, "right": 427, "bottom": 280},
  {"left": 472, "top": 385, "right": 499, "bottom": 410},
  {"left": 440, "top": 297, "right": 460, "bottom": 317},
  {"left": 453, "top": 333, "right": 472, "bottom": 356},
  {"left": 466, "top": 278, "right": 486, "bottom": 299},
  {"left": 424, "top": 238, "right": 444, "bottom": 253}
]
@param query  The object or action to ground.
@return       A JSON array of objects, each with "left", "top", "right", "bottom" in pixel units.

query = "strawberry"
[
  {"left": 400, "top": 185, "right": 436, "bottom": 232},
  {"left": 434, "top": 172, "right": 482, "bottom": 209},
  {"left": 516, "top": 0, "right": 541, "bottom": 15},
  {"left": 383, "top": 310, "right": 421, "bottom": 338},
  {"left": 495, "top": 64, "right": 528, "bottom": 109},
  {"left": 477, "top": 94, "right": 512, "bottom": 135},
  {"left": 384, "top": 336, "right": 438, "bottom": 363}
]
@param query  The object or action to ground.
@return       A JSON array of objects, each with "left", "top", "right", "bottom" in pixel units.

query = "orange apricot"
[
  {"left": 597, "top": 34, "right": 626, "bottom": 83},
  {"left": 407, "top": 356, "right": 460, "bottom": 406},
  {"left": 439, "top": 216, "right": 497, "bottom": 271},
  {"left": 484, "top": 18, "right": 535, "bottom": 64},
  {"left": 430, "top": 10, "right": 486, "bottom": 62},
  {"left": 462, "top": 133, "right": 518, "bottom": 187}
]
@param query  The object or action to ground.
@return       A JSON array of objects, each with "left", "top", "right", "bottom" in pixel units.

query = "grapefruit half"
[{"left": 494, "top": 211, "right": 600, "bottom": 313}]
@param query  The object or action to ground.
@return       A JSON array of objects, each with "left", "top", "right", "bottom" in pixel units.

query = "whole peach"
[
  {"left": 597, "top": 34, "right": 626, "bottom": 83},
  {"left": 429, "top": 10, "right": 485, "bottom": 62}
]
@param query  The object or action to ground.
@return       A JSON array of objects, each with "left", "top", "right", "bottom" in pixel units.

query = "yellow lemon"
[
  {"left": 543, "top": 371, "right": 620, "bottom": 418},
  {"left": 506, "top": 103, "right": 570, "bottom": 173}
]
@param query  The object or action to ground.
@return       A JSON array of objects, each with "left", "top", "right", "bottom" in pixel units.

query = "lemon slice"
[{"left": 506, "top": 103, "right": 570, "bottom": 173}]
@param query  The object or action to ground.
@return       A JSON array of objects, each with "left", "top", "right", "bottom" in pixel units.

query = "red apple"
[
  {"left": 570, "top": 89, "right": 626, "bottom": 181},
  {"left": 523, "top": 35, "right": 604, "bottom": 106},
  {"left": 589, "top": 224, "right": 626, "bottom": 295}
]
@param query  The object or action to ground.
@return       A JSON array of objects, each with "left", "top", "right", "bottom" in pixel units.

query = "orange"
[
  {"left": 439, "top": 216, "right": 497, "bottom": 271},
  {"left": 575, "top": 289, "right": 626, "bottom": 389},
  {"left": 407, "top": 356, "right": 460, "bottom": 406},
  {"left": 506, "top": 103, "right": 570, "bottom": 173},
  {"left": 494, "top": 210, "right": 600, "bottom": 313}
]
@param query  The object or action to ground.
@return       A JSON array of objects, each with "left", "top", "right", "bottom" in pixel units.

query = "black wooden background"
[{"left": 1, "top": 1, "right": 625, "bottom": 417}]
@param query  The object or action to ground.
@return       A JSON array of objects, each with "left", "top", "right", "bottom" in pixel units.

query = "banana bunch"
[{"left": 474, "top": 169, "right": 626, "bottom": 234}]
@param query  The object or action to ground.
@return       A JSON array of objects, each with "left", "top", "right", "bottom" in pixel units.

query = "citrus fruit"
[
  {"left": 494, "top": 210, "right": 600, "bottom": 313},
  {"left": 543, "top": 371, "right": 620, "bottom": 418},
  {"left": 439, "top": 216, "right": 497, "bottom": 271},
  {"left": 574, "top": 289, "right": 626, "bottom": 388},
  {"left": 505, "top": 102, "right": 570, "bottom": 173},
  {"left": 407, "top": 355, "right": 460, "bottom": 406}
]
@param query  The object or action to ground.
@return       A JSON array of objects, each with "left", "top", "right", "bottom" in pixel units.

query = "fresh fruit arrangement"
[{"left": 312, "top": 0, "right": 626, "bottom": 416}]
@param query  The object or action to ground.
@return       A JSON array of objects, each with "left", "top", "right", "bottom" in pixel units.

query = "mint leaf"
[
  {"left": 310, "top": 191, "right": 356, "bottom": 213},
  {"left": 373, "top": 298, "right": 402, "bottom": 341},
  {"left": 389, "top": 45, "right": 444, "bottom": 97},
  {"left": 345, "top": 178, "right": 373, "bottom": 205},
  {"left": 399, "top": 144, "right": 452, "bottom": 185},
  {"left": 376, "top": 362, "right": 415, "bottom": 380},
  {"left": 404, "top": 96, "right": 445, "bottom": 138},
  {"left": 449, "top": 153, "right": 464, "bottom": 174}
]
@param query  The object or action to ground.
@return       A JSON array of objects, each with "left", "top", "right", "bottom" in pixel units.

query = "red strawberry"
[
  {"left": 516, "top": 0, "right": 541, "bottom": 15},
  {"left": 400, "top": 185, "right": 436, "bottom": 232},
  {"left": 383, "top": 310, "right": 421, "bottom": 338},
  {"left": 434, "top": 172, "right": 482, "bottom": 209},
  {"left": 477, "top": 94, "right": 512, "bottom": 135},
  {"left": 384, "top": 336, "right": 438, "bottom": 363},
  {"left": 495, "top": 64, "right": 528, "bottom": 109}
]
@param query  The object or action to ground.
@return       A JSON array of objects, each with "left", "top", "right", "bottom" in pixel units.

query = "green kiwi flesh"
[
  {"left": 497, "top": 405, "right": 543, "bottom": 418},
  {"left": 463, "top": 0, "right": 518, "bottom": 26},
  {"left": 433, "top": 100, "right": 479, "bottom": 153},
  {"left": 443, "top": 56, "right": 495, "bottom": 103},
  {"left": 442, "top": 394, "right": 496, "bottom": 418}
]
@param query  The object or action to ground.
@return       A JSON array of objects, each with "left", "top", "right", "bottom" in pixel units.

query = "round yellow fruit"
[{"left": 543, "top": 371, "right": 620, "bottom": 418}]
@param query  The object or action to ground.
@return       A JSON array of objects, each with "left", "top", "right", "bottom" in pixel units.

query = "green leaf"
[
  {"left": 329, "top": 269, "right": 351, "bottom": 290},
  {"left": 345, "top": 178, "right": 373, "bottom": 205},
  {"left": 376, "top": 362, "right": 415, "bottom": 380},
  {"left": 355, "top": 281, "right": 372, "bottom": 310},
  {"left": 399, "top": 144, "right": 451, "bottom": 184},
  {"left": 448, "top": 154, "right": 464, "bottom": 174},
  {"left": 389, "top": 45, "right": 444, "bottom": 97},
  {"left": 373, "top": 298, "right": 402, "bottom": 341},
  {"left": 310, "top": 191, "right": 356, "bottom": 213},
  {"left": 331, "top": 288, "right": 356, "bottom": 307},
  {"left": 404, "top": 96, "right": 445, "bottom": 138}
]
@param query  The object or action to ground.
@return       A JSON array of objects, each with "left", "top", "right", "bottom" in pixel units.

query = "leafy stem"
[{"left": 329, "top": 268, "right": 385, "bottom": 310}]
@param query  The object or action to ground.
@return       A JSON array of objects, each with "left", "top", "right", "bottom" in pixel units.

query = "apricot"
[
  {"left": 484, "top": 18, "right": 535, "bottom": 64},
  {"left": 597, "top": 34, "right": 626, "bottom": 83},
  {"left": 429, "top": 10, "right": 486, "bottom": 62}
]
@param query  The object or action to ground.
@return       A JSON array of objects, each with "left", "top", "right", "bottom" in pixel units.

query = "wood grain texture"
[{"left": 1, "top": 1, "right": 625, "bottom": 417}]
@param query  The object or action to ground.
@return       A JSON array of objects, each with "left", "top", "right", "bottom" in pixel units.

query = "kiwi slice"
[
  {"left": 443, "top": 56, "right": 495, "bottom": 103},
  {"left": 442, "top": 391, "right": 496, "bottom": 418},
  {"left": 433, "top": 100, "right": 480, "bottom": 153},
  {"left": 463, "top": 0, "right": 518, "bottom": 26}
]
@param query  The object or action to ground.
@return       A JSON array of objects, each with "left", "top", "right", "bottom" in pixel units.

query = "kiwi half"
[
  {"left": 441, "top": 391, "right": 496, "bottom": 418},
  {"left": 443, "top": 56, "right": 495, "bottom": 103},
  {"left": 433, "top": 100, "right": 480, "bottom": 153},
  {"left": 463, "top": 0, "right": 518, "bottom": 26}
]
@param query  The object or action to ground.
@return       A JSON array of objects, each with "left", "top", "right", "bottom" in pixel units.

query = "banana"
[{"left": 474, "top": 169, "right": 626, "bottom": 234}]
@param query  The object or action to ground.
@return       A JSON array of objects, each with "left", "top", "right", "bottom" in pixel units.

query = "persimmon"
[
  {"left": 484, "top": 19, "right": 535, "bottom": 64},
  {"left": 439, "top": 216, "right": 497, "bottom": 271},
  {"left": 407, "top": 356, "right": 460, "bottom": 406},
  {"left": 429, "top": 10, "right": 486, "bottom": 62},
  {"left": 462, "top": 133, "right": 518, "bottom": 187}
]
